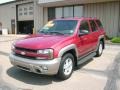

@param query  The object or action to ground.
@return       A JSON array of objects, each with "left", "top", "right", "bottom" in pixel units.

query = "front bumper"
[{"left": 9, "top": 54, "right": 61, "bottom": 75}]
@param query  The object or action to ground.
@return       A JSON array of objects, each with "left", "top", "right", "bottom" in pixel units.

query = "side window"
[
  {"left": 89, "top": 20, "right": 98, "bottom": 32},
  {"left": 96, "top": 20, "right": 103, "bottom": 29},
  {"left": 48, "top": 7, "right": 55, "bottom": 21},
  {"left": 79, "top": 20, "right": 90, "bottom": 33}
]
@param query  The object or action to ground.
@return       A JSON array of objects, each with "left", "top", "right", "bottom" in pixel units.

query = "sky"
[{"left": 0, "top": 0, "right": 14, "bottom": 4}]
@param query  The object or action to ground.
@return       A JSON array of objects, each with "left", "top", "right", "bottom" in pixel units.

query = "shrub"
[
  {"left": 105, "top": 35, "right": 112, "bottom": 40},
  {"left": 111, "top": 37, "right": 120, "bottom": 43}
]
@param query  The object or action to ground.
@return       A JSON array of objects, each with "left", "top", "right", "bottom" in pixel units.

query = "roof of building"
[
  {"left": 0, "top": 1, "right": 16, "bottom": 6},
  {"left": 0, "top": 0, "right": 28, "bottom": 6}
]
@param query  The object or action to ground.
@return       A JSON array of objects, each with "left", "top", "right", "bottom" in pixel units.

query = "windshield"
[{"left": 39, "top": 20, "right": 78, "bottom": 35}]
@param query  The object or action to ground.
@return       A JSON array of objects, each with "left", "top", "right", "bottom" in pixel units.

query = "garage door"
[{"left": 18, "top": 3, "right": 34, "bottom": 21}]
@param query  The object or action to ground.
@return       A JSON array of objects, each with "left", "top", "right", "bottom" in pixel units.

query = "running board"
[{"left": 77, "top": 52, "right": 96, "bottom": 65}]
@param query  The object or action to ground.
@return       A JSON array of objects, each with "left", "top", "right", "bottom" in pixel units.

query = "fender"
[
  {"left": 99, "top": 35, "right": 105, "bottom": 40},
  {"left": 58, "top": 44, "right": 78, "bottom": 58}
]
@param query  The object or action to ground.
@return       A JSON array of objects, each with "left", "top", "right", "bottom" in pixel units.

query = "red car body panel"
[{"left": 9, "top": 17, "right": 106, "bottom": 77}]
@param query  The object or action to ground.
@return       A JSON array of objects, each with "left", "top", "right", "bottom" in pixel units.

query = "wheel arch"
[
  {"left": 58, "top": 44, "right": 78, "bottom": 66},
  {"left": 98, "top": 35, "right": 105, "bottom": 49},
  {"left": 96, "top": 35, "right": 105, "bottom": 51}
]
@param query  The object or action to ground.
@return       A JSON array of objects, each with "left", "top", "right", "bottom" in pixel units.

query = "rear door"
[{"left": 89, "top": 20, "right": 99, "bottom": 50}]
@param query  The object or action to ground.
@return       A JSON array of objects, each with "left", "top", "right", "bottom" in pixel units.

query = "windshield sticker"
[
  {"left": 45, "top": 21, "right": 55, "bottom": 28},
  {"left": 70, "top": 30, "right": 74, "bottom": 33}
]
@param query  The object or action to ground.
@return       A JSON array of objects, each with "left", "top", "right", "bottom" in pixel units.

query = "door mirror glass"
[{"left": 79, "top": 29, "right": 89, "bottom": 36}]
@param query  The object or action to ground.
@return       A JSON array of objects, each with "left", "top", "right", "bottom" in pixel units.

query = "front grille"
[
  {"left": 15, "top": 53, "right": 36, "bottom": 60},
  {"left": 15, "top": 47, "right": 37, "bottom": 53}
]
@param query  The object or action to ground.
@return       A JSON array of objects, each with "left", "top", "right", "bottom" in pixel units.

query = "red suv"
[{"left": 10, "top": 17, "right": 105, "bottom": 80}]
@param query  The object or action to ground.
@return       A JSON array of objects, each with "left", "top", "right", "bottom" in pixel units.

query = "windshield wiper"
[
  {"left": 39, "top": 31, "right": 49, "bottom": 34},
  {"left": 49, "top": 31, "right": 64, "bottom": 35},
  {"left": 39, "top": 31, "right": 64, "bottom": 35}
]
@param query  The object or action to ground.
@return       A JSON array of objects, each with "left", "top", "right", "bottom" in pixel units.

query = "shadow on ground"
[
  {"left": 7, "top": 58, "right": 93, "bottom": 85},
  {"left": 7, "top": 67, "right": 58, "bottom": 85}
]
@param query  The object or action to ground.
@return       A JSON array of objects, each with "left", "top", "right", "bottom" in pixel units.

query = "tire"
[
  {"left": 57, "top": 53, "right": 74, "bottom": 80},
  {"left": 96, "top": 41, "right": 103, "bottom": 57}
]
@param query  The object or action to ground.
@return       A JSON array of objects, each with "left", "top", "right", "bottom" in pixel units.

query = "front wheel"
[{"left": 57, "top": 53, "right": 74, "bottom": 80}]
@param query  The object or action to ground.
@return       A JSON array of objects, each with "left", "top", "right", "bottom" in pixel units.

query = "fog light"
[{"left": 42, "top": 66, "right": 48, "bottom": 70}]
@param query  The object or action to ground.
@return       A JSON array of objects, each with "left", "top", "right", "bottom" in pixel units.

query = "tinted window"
[
  {"left": 79, "top": 20, "right": 90, "bottom": 33},
  {"left": 40, "top": 20, "right": 78, "bottom": 35},
  {"left": 89, "top": 20, "right": 98, "bottom": 32},
  {"left": 96, "top": 20, "right": 103, "bottom": 28},
  {"left": 48, "top": 8, "right": 55, "bottom": 21}
]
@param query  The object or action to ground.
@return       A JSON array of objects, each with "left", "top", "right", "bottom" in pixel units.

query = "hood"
[{"left": 15, "top": 34, "right": 69, "bottom": 49}]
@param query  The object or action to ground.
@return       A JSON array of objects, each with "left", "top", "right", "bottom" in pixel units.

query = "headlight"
[
  {"left": 37, "top": 49, "right": 53, "bottom": 60},
  {"left": 11, "top": 44, "right": 15, "bottom": 50},
  {"left": 11, "top": 44, "right": 15, "bottom": 54}
]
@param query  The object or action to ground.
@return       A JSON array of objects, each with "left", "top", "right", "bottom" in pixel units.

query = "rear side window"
[
  {"left": 89, "top": 20, "right": 98, "bottom": 32},
  {"left": 96, "top": 20, "right": 103, "bottom": 28}
]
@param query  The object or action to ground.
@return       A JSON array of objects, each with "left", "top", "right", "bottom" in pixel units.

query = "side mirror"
[{"left": 79, "top": 30, "right": 89, "bottom": 36}]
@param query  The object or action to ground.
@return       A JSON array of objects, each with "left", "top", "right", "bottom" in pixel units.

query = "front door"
[{"left": 77, "top": 20, "right": 93, "bottom": 57}]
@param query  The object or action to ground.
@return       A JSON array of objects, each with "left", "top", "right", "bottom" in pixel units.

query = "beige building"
[{"left": 0, "top": 0, "right": 120, "bottom": 37}]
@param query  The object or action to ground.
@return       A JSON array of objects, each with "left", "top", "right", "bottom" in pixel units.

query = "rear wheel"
[
  {"left": 57, "top": 53, "right": 74, "bottom": 80},
  {"left": 96, "top": 41, "right": 103, "bottom": 57}
]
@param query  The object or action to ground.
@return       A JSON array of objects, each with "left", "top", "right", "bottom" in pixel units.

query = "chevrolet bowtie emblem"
[{"left": 21, "top": 51, "right": 26, "bottom": 55}]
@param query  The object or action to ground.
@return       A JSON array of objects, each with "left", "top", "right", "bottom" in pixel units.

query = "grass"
[{"left": 111, "top": 37, "right": 120, "bottom": 43}]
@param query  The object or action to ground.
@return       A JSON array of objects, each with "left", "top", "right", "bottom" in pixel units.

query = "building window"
[
  {"left": 48, "top": 7, "right": 55, "bottom": 21},
  {"left": 24, "top": 12, "right": 27, "bottom": 15},
  {"left": 24, "top": 8, "right": 27, "bottom": 11},
  {"left": 19, "top": 13, "right": 22, "bottom": 16},
  {"left": 74, "top": 6, "right": 83, "bottom": 17},
  {"left": 55, "top": 7, "right": 63, "bottom": 18},
  {"left": 29, "top": 12, "right": 33, "bottom": 15},
  {"left": 29, "top": 6, "right": 33, "bottom": 10},
  {"left": 48, "top": 5, "right": 83, "bottom": 21},
  {"left": 19, "top": 8, "right": 22, "bottom": 11},
  {"left": 63, "top": 6, "right": 73, "bottom": 18}
]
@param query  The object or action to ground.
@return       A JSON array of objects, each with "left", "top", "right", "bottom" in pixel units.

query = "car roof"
[{"left": 55, "top": 17, "right": 99, "bottom": 21}]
